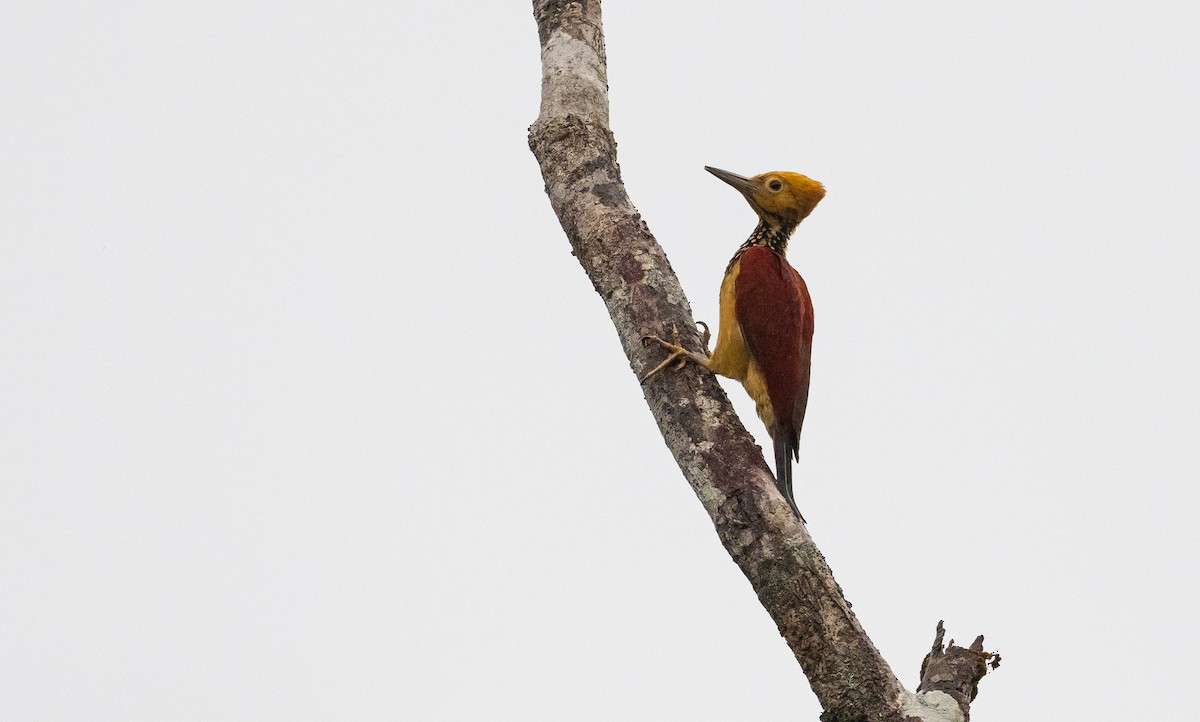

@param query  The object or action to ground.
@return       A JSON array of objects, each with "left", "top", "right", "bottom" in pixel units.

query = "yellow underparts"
[{"left": 705, "top": 259, "right": 777, "bottom": 434}]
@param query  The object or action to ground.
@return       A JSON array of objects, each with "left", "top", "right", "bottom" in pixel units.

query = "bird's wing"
[{"left": 733, "top": 246, "right": 814, "bottom": 449}]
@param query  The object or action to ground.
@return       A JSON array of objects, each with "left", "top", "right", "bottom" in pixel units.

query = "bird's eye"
[{"left": 768, "top": 179, "right": 783, "bottom": 191}]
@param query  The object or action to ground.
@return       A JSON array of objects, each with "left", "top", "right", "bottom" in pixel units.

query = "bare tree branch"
[
  {"left": 917, "top": 622, "right": 996, "bottom": 720},
  {"left": 527, "top": 2, "right": 992, "bottom": 719}
]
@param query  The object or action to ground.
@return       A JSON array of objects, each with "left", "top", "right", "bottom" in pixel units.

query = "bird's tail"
[{"left": 772, "top": 433, "right": 805, "bottom": 523}]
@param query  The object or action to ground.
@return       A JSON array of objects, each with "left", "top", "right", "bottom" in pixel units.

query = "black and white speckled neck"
[{"left": 725, "top": 216, "right": 799, "bottom": 273}]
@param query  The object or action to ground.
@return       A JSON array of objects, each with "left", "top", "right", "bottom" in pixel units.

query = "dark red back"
[{"left": 734, "top": 245, "right": 814, "bottom": 447}]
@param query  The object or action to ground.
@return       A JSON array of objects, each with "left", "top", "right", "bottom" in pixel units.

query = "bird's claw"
[
  {"left": 696, "top": 321, "right": 712, "bottom": 354},
  {"left": 640, "top": 324, "right": 706, "bottom": 384}
]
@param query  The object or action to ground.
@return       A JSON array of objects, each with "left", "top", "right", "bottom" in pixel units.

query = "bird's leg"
[{"left": 640, "top": 323, "right": 711, "bottom": 384}]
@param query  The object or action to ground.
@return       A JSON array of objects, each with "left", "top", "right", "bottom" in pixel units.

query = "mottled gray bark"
[{"left": 527, "top": 2, "right": 993, "bottom": 720}]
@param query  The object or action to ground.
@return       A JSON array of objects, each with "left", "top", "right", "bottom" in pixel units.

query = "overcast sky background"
[{"left": 3, "top": 2, "right": 1198, "bottom": 720}]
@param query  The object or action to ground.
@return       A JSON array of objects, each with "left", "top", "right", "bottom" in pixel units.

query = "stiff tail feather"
[{"left": 772, "top": 434, "right": 805, "bottom": 522}]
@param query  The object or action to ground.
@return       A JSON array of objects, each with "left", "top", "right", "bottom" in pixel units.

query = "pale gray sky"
[{"left": 3, "top": 2, "right": 1198, "bottom": 720}]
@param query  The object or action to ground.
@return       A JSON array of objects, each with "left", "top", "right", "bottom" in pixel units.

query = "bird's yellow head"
[{"left": 705, "top": 166, "right": 825, "bottom": 227}]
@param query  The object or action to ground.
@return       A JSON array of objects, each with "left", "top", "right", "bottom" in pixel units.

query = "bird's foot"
[{"left": 640, "top": 324, "right": 709, "bottom": 384}]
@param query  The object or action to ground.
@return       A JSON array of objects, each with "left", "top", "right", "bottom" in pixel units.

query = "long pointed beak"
[{"left": 704, "top": 166, "right": 755, "bottom": 196}]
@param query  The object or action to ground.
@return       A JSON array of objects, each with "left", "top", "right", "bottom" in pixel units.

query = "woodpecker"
[{"left": 642, "top": 166, "right": 825, "bottom": 520}]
